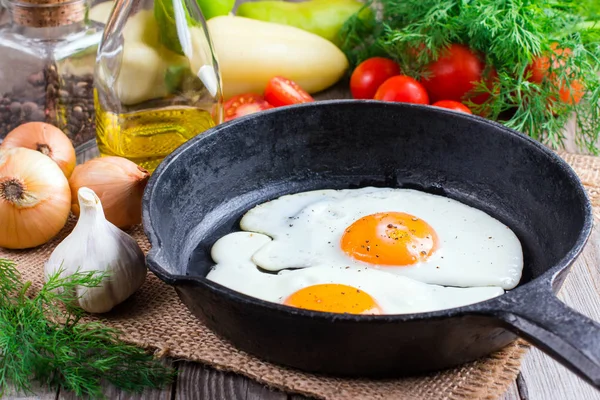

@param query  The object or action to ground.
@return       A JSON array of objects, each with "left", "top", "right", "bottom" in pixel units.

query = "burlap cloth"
[{"left": 3, "top": 151, "right": 600, "bottom": 400}]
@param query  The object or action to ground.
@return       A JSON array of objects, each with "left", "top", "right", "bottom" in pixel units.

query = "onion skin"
[
  {"left": 1, "top": 122, "right": 77, "bottom": 178},
  {"left": 0, "top": 148, "right": 71, "bottom": 249},
  {"left": 69, "top": 157, "right": 150, "bottom": 228}
]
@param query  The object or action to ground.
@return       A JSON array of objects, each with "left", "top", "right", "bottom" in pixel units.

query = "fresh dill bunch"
[
  {"left": 340, "top": 0, "right": 600, "bottom": 153},
  {"left": 338, "top": 1, "right": 388, "bottom": 66},
  {"left": 0, "top": 259, "right": 20, "bottom": 303},
  {"left": 0, "top": 258, "right": 175, "bottom": 398}
]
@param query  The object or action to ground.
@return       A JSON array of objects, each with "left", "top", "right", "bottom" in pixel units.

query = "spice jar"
[
  {"left": 95, "top": 0, "right": 223, "bottom": 172},
  {"left": 0, "top": 0, "right": 104, "bottom": 153}
]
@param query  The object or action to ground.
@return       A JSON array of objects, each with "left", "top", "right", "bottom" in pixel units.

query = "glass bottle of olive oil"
[{"left": 94, "top": 0, "right": 222, "bottom": 172}]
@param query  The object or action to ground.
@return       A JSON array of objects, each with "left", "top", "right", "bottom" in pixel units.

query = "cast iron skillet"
[{"left": 142, "top": 101, "right": 600, "bottom": 388}]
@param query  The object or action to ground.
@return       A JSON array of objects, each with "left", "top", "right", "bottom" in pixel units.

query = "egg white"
[
  {"left": 240, "top": 187, "right": 523, "bottom": 290},
  {"left": 207, "top": 231, "right": 505, "bottom": 314}
]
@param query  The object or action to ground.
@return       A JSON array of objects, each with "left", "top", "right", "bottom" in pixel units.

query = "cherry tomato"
[
  {"left": 223, "top": 93, "right": 273, "bottom": 122},
  {"left": 526, "top": 43, "right": 585, "bottom": 107},
  {"left": 559, "top": 79, "right": 584, "bottom": 105},
  {"left": 548, "top": 79, "right": 585, "bottom": 109},
  {"left": 374, "top": 75, "right": 429, "bottom": 104},
  {"left": 467, "top": 67, "right": 498, "bottom": 107},
  {"left": 432, "top": 100, "right": 473, "bottom": 114},
  {"left": 264, "top": 76, "right": 314, "bottom": 107},
  {"left": 526, "top": 43, "right": 572, "bottom": 84},
  {"left": 350, "top": 57, "right": 401, "bottom": 99},
  {"left": 407, "top": 43, "right": 429, "bottom": 59},
  {"left": 421, "top": 44, "right": 487, "bottom": 104}
]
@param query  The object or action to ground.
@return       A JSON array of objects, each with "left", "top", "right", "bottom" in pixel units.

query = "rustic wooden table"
[{"left": 4, "top": 0, "right": 600, "bottom": 396}]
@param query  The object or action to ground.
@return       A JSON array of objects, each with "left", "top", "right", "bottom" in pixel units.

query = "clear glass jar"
[
  {"left": 94, "top": 0, "right": 223, "bottom": 172},
  {"left": 0, "top": 0, "right": 104, "bottom": 153}
]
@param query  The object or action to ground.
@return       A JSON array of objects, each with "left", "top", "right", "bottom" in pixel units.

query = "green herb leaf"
[
  {"left": 0, "top": 259, "right": 20, "bottom": 304},
  {"left": 0, "top": 259, "right": 175, "bottom": 398}
]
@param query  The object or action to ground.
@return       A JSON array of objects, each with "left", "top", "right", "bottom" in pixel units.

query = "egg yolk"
[
  {"left": 340, "top": 212, "right": 438, "bottom": 266},
  {"left": 283, "top": 284, "right": 382, "bottom": 314}
]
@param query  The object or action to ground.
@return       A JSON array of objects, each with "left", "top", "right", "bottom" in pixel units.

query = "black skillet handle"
[{"left": 498, "top": 288, "right": 600, "bottom": 388}]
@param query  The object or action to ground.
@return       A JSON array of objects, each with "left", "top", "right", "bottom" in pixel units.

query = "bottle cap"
[{"left": 11, "top": 0, "right": 87, "bottom": 27}]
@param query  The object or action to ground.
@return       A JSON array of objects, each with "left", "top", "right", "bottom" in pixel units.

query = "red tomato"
[
  {"left": 467, "top": 67, "right": 498, "bottom": 107},
  {"left": 432, "top": 100, "right": 473, "bottom": 114},
  {"left": 559, "top": 79, "right": 584, "bottom": 105},
  {"left": 526, "top": 43, "right": 573, "bottom": 84},
  {"left": 264, "top": 76, "right": 314, "bottom": 107},
  {"left": 526, "top": 43, "right": 585, "bottom": 107},
  {"left": 548, "top": 79, "right": 585, "bottom": 108},
  {"left": 421, "top": 44, "right": 487, "bottom": 104},
  {"left": 223, "top": 94, "right": 273, "bottom": 122},
  {"left": 350, "top": 57, "right": 401, "bottom": 99},
  {"left": 407, "top": 43, "right": 430, "bottom": 59},
  {"left": 374, "top": 75, "right": 429, "bottom": 104}
]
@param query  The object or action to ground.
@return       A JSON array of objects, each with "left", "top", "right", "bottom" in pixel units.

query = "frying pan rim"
[{"left": 142, "top": 100, "right": 594, "bottom": 322}]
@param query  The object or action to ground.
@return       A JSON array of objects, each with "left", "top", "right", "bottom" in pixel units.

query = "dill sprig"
[
  {"left": 340, "top": 0, "right": 600, "bottom": 153},
  {"left": 0, "top": 258, "right": 175, "bottom": 398}
]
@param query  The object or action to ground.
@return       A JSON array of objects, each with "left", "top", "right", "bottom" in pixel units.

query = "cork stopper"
[{"left": 11, "top": 0, "right": 87, "bottom": 27}]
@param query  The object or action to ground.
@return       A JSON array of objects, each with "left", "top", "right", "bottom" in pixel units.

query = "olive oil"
[
  {"left": 94, "top": 4, "right": 222, "bottom": 173},
  {"left": 95, "top": 102, "right": 215, "bottom": 172}
]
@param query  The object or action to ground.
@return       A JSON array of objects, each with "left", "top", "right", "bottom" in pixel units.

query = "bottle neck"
[{"left": 7, "top": 0, "right": 89, "bottom": 28}]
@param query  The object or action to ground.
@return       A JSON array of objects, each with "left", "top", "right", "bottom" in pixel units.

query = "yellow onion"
[
  {"left": 0, "top": 148, "right": 71, "bottom": 249},
  {"left": 0, "top": 122, "right": 76, "bottom": 178},
  {"left": 69, "top": 157, "right": 150, "bottom": 228}
]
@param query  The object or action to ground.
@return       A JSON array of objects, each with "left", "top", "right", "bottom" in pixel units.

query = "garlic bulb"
[{"left": 45, "top": 187, "right": 147, "bottom": 313}]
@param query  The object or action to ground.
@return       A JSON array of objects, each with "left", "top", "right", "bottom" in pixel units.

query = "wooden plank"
[
  {"left": 289, "top": 395, "right": 314, "bottom": 400},
  {"left": 500, "top": 381, "right": 522, "bottom": 400},
  {"left": 58, "top": 381, "right": 173, "bottom": 400},
  {"left": 245, "top": 378, "right": 289, "bottom": 400},
  {"left": 76, "top": 145, "right": 99, "bottom": 164},
  {"left": 175, "top": 361, "right": 246, "bottom": 400},
  {"left": 519, "top": 227, "right": 600, "bottom": 400},
  {"left": 175, "top": 361, "right": 290, "bottom": 400},
  {"left": 2, "top": 383, "right": 57, "bottom": 400},
  {"left": 58, "top": 359, "right": 175, "bottom": 400},
  {"left": 516, "top": 373, "right": 529, "bottom": 400}
]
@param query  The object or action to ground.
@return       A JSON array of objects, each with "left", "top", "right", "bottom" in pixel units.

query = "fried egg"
[
  {"left": 240, "top": 188, "right": 523, "bottom": 289},
  {"left": 207, "top": 231, "right": 505, "bottom": 315}
]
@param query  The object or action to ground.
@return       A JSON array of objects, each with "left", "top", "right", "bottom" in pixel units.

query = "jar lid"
[{"left": 11, "top": 0, "right": 87, "bottom": 27}]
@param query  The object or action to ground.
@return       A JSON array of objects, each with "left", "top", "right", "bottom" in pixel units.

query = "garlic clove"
[{"left": 45, "top": 187, "right": 147, "bottom": 313}]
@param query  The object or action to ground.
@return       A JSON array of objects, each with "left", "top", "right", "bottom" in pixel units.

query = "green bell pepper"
[
  {"left": 197, "top": 0, "right": 235, "bottom": 20},
  {"left": 236, "top": 0, "right": 365, "bottom": 45}
]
